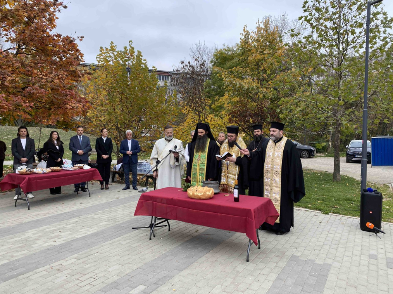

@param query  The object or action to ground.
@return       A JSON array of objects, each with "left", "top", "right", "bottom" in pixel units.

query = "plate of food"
[
  {"left": 16, "top": 166, "right": 33, "bottom": 175},
  {"left": 33, "top": 168, "right": 52, "bottom": 174},
  {"left": 49, "top": 167, "right": 61, "bottom": 172},
  {"left": 74, "top": 164, "right": 85, "bottom": 169},
  {"left": 62, "top": 164, "right": 79, "bottom": 170}
]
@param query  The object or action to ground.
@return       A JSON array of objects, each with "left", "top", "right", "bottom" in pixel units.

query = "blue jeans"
[{"left": 123, "top": 161, "right": 137, "bottom": 188}]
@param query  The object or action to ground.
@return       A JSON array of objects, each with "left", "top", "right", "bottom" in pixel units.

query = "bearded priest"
[
  {"left": 219, "top": 125, "right": 247, "bottom": 193},
  {"left": 240, "top": 122, "right": 305, "bottom": 235},
  {"left": 150, "top": 125, "right": 185, "bottom": 189},
  {"left": 186, "top": 123, "right": 220, "bottom": 186}
]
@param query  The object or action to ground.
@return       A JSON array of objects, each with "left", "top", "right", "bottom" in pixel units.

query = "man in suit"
[
  {"left": 69, "top": 126, "right": 92, "bottom": 192},
  {"left": 11, "top": 126, "right": 35, "bottom": 199},
  {"left": 119, "top": 130, "right": 140, "bottom": 190}
]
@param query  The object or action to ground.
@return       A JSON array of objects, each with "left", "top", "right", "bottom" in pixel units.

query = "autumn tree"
[
  {"left": 214, "top": 18, "right": 300, "bottom": 139},
  {"left": 172, "top": 42, "right": 212, "bottom": 123},
  {"left": 281, "top": 0, "right": 393, "bottom": 181},
  {"left": 84, "top": 41, "right": 178, "bottom": 157},
  {"left": 0, "top": 0, "right": 87, "bottom": 127},
  {"left": 172, "top": 42, "right": 228, "bottom": 144}
]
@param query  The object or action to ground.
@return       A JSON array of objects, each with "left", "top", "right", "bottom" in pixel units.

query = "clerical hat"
[
  {"left": 252, "top": 124, "right": 262, "bottom": 131},
  {"left": 196, "top": 122, "right": 208, "bottom": 131},
  {"left": 226, "top": 125, "right": 239, "bottom": 135},
  {"left": 191, "top": 122, "right": 215, "bottom": 142},
  {"left": 270, "top": 121, "right": 285, "bottom": 130}
]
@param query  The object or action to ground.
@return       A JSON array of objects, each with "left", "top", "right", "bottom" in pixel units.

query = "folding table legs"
[
  {"left": 14, "top": 186, "right": 30, "bottom": 210},
  {"left": 75, "top": 181, "right": 91, "bottom": 197},
  {"left": 246, "top": 229, "right": 261, "bottom": 262},
  {"left": 132, "top": 216, "right": 170, "bottom": 240}
]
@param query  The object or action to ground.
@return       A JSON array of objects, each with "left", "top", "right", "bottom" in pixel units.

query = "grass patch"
[{"left": 297, "top": 169, "right": 393, "bottom": 223}]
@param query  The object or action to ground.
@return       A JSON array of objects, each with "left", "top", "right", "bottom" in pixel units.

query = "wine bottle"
[{"left": 234, "top": 179, "right": 239, "bottom": 202}]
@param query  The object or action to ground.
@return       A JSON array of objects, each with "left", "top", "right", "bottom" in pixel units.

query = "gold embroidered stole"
[
  {"left": 219, "top": 137, "right": 247, "bottom": 193},
  {"left": 264, "top": 137, "right": 287, "bottom": 223},
  {"left": 191, "top": 141, "right": 209, "bottom": 186}
]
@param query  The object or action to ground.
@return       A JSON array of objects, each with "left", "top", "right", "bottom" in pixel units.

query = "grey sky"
[{"left": 56, "top": 0, "right": 393, "bottom": 71}]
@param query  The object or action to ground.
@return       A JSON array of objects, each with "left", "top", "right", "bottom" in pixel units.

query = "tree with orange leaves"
[{"left": 0, "top": 0, "right": 87, "bottom": 127}]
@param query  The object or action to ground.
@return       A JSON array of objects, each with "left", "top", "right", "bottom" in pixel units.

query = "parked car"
[
  {"left": 292, "top": 140, "right": 316, "bottom": 158},
  {"left": 346, "top": 140, "right": 371, "bottom": 163}
]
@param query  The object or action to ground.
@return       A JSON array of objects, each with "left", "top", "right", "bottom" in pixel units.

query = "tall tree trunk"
[{"left": 332, "top": 119, "right": 341, "bottom": 182}]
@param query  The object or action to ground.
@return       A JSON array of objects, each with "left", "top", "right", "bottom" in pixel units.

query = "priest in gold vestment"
[
  {"left": 219, "top": 125, "right": 247, "bottom": 193},
  {"left": 241, "top": 122, "right": 305, "bottom": 234}
]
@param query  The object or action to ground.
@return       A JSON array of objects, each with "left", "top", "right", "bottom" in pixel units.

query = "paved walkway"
[
  {"left": 301, "top": 157, "right": 393, "bottom": 185},
  {"left": 0, "top": 182, "right": 392, "bottom": 294}
]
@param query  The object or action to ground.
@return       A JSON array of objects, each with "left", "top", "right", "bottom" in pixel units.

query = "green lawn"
[
  {"left": 0, "top": 126, "right": 98, "bottom": 161},
  {"left": 297, "top": 169, "right": 393, "bottom": 223}
]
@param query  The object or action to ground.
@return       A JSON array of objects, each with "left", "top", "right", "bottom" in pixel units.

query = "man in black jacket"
[
  {"left": 0, "top": 139, "right": 6, "bottom": 178},
  {"left": 11, "top": 126, "right": 35, "bottom": 199}
]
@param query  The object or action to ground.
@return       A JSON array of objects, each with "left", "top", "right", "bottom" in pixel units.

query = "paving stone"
[{"left": 1, "top": 189, "right": 393, "bottom": 294}]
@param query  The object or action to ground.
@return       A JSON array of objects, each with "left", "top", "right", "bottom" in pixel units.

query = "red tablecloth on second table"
[
  {"left": 134, "top": 187, "right": 279, "bottom": 245},
  {"left": 0, "top": 169, "right": 102, "bottom": 192}
]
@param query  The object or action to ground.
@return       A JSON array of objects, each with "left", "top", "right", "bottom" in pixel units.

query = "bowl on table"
[{"left": 202, "top": 181, "right": 220, "bottom": 194}]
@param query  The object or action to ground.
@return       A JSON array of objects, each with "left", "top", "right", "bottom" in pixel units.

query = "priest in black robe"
[
  {"left": 186, "top": 123, "right": 220, "bottom": 185},
  {"left": 236, "top": 124, "right": 269, "bottom": 196},
  {"left": 240, "top": 122, "right": 305, "bottom": 235}
]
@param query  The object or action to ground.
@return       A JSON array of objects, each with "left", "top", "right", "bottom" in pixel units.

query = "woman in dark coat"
[
  {"left": 43, "top": 131, "right": 64, "bottom": 195},
  {"left": 95, "top": 128, "right": 113, "bottom": 190}
]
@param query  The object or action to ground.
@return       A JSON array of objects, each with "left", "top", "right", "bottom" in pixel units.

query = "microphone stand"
[
  {"left": 132, "top": 149, "right": 178, "bottom": 237},
  {"left": 138, "top": 149, "right": 175, "bottom": 192}
]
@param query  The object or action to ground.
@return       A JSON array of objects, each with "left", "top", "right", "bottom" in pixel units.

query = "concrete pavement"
[{"left": 0, "top": 183, "right": 392, "bottom": 294}]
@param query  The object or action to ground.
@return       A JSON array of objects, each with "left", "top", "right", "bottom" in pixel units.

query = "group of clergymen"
[{"left": 152, "top": 121, "right": 305, "bottom": 235}]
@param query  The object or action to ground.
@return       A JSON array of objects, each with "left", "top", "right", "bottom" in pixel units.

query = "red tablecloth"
[
  {"left": 0, "top": 169, "right": 102, "bottom": 192},
  {"left": 134, "top": 187, "right": 279, "bottom": 245}
]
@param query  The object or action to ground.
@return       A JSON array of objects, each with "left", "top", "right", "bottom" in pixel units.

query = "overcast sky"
[{"left": 56, "top": 0, "right": 393, "bottom": 71}]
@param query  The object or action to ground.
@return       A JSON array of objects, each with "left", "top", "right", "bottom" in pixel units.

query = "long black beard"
[
  {"left": 228, "top": 140, "right": 235, "bottom": 148},
  {"left": 195, "top": 134, "right": 208, "bottom": 153},
  {"left": 254, "top": 135, "right": 262, "bottom": 142}
]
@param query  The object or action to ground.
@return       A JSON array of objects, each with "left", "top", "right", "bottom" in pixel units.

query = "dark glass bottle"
[{"left": 234, "top": 179, "right": 239, "bottom": 202}]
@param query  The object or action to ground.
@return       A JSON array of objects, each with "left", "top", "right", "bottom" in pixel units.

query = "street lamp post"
[{"left": 361, "top": 0, "right": 383, "bottom": 191}]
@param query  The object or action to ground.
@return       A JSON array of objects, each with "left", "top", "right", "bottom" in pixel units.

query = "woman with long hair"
[{"left": 43, "top": 131, "right": 64, "bottom": 195}]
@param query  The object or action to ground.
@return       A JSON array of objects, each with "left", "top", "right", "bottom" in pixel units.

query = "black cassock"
[
  {"left": 186, "top": 139, "right": 220, "bottom": 181},
  {"left": 249, "top": 138, "right": 305, "bottom": 233},
  {"left": 236, "top": 137, "right": 269, "bottom": 196}
]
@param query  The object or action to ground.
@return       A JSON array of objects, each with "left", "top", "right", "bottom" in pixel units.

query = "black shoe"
[
  {"left": 50, "top": 193, "right": 56, "bottom": 195},
  {"left": 133, "top": 186, "right": 138, "bottom": 190},
  {"left": 56, "top": 192, "right": 62, "bottom": 194},
  {"left": 74, "top": 188, "right": 79, "bottom": 193},
  {"left": 275, "top": 231, "right": 288, "bottom": 235},
  {"left": 81, "top": 188, "right": 88, "bottom": 192},
  {"left": 122, "top": 186, "right": 130, "bottom": 190},
  {"left": 101, "top": 185, "right": 104, "bottom": 190}
]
